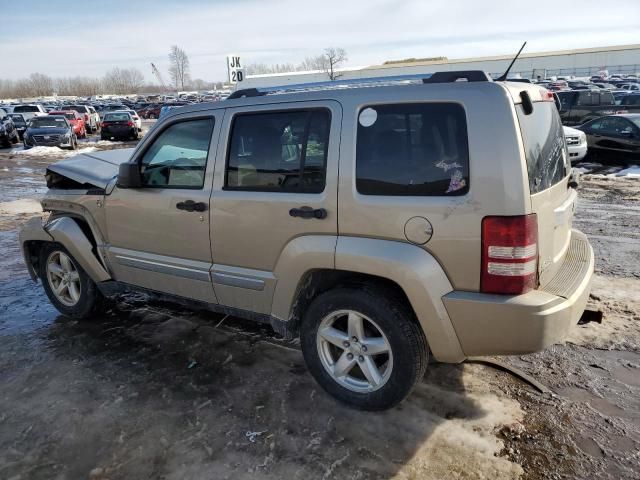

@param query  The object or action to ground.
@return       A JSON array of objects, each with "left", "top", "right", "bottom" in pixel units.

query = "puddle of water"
[{"left": 557, "top": 386, "right": 628, "bottom": 418}]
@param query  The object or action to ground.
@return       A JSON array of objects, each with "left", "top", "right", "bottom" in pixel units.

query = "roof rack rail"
[
  {"left": 422, "top": 71, "right": 492, "bottom": 83},
  {"left": 226, "top": 70, "right": 492, "bottom": 100}
]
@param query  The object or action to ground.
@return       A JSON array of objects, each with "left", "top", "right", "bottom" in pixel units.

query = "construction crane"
[{"left": 151, "top": 63, "right": 169, "bottom": 92}]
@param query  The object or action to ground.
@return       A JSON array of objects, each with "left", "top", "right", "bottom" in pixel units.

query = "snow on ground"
[
  {"left": 614, "top": 165, "right": 640, "bottom": 178},
  {"left": 13, "top": 145, "right": 98, "bottom": 158},
  {"left": 0, "top": 198, "right": 42, "bottom": 215}
]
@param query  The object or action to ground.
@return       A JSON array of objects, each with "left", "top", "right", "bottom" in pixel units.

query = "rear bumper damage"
[{"left": 443, "top": 229, "right": 594, "bottom": 356}]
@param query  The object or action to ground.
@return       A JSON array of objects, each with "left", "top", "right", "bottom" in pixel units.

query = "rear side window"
[
  {"left": 225, "top": 109, "right": 330, "bottom": 193},
  {"left": 356, "top": 103, "right": 469, "bottom": 196},
  {"left": 14, "top": 105, "right": 39, "bottom": 113},
  {"left": 517, "top": 102, "right": 568, "bottom": 194}
]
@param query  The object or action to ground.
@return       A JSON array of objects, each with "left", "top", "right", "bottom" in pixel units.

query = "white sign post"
[{"left": 227, "top": 55, "right": 245, "bottom": 84}]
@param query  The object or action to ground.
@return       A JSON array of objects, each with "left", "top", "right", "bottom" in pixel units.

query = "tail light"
[
  {"left": 101, "top": 122, "right": 108, "bottom": 128},
  {"left": 127, "top": 121, "right": 134, "bottom": 127},
  {"left": 481, "top": 214, "right": 538, "bottom": 295},
  {"left": 84, "top": 114, "right": 89, "bottom": 121}
]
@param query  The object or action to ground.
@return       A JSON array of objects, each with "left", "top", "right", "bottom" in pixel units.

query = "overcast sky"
[{"left": 1, "top": 0, "right": 639, "bottom": 83}]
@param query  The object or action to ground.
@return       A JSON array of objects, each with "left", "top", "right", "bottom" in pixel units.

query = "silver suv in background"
[{"left": 20, "top": 71, "right": 594, "bottom": 410}]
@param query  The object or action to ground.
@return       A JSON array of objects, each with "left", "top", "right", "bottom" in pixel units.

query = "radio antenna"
[{"left": 496, "top": 42, "right": 527, "bottom": 81}]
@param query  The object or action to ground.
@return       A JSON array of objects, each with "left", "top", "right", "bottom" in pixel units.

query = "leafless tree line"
[
  {"left": 0, "top": 67, "right": 152, "bottom": 99},
  {"left": 246, "top": 47, "right": 348, "bottom": 80}
]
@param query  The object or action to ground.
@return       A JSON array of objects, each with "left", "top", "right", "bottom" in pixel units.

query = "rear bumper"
[{"left": 443, "top": 229, "right": 594, "bottom": 356}]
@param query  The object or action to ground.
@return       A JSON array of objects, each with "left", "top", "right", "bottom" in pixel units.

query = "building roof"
[{"left": 369, "top": 44, "right": 640, "bottom": 70}]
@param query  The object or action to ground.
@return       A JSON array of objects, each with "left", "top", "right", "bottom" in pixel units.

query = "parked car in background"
[
  {"left": 563, "top": 126, "right": 588, "bottom": 163},
  {"left": 60, "top": 105, "right": 98, "bottom": 133},
  {"left": 575, "top": 114, "right": 640, "bottom": 161},
  {"left": 101, "top": 112, "right": 138, "bottom": 140},
  {"left": 119, "top": 109, "right": 142, "bottom": 130},
  {"left": 556, "top": 90, "right": 621, "bottom": 126},
  {"left": 0, "top": 105, "right": 14, "bottom": 114},
  {"left": 97, "top": 104, "right": 128, "bottom": 120},
  {"left": 620, "top": 84, "right": 640, "bottom": 92},
  {"left": 12, "top": 104, "right": 47, "bottom": 121},
  {"left": 50, "top": 110, "right": 87, "bottom": 138},
  {"left": 139, "top": 104, "right": 162, "bottom": 119},
  {"left": 23, "top": 115, "right": 77, "bottom": 150},
  {"left": 8, "top": 113, "right": 28, "bottom": 140},
  {"left": 0, "top": 108, "right": 20, "bottom": 147}
]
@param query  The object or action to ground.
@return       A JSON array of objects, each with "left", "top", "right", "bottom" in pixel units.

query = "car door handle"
[
  {"left": 176, "top": 200, "right": 207, "bottom": 212},
  {"left": 289, "top": 206, "right": 327, "bottom": 219}
]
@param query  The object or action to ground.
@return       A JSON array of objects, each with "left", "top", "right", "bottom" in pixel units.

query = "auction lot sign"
[{"left": 227, "top": 55, "right": 245, "bottom": 84}]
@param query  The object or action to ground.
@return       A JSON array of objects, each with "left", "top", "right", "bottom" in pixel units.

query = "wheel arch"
[
  {"left": 271, "top": 236, "right": 465, "bottom": 363},
  {"left": 19, "top": 216, "right": 111, "bottom": 283}
]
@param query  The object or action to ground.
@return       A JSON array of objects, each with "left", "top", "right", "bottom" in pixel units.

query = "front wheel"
[
  {"left": 38, "top": 243, "right": 104, "bottom": 319},
  {"left": 301, "top": 287, "right": 428, "bottom": 411}
]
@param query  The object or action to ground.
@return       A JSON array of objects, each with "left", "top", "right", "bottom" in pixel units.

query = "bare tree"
[
  {"left": 321, "top": 47, "right": 348, "bottom": 80},
  {"left": 28, "top": 73, "right": 54, "bottom": 96},
  {"left": 298, "top": 55, "right": 326, "bottom": 71},
  {"left": 103, "top": 67, "right": 145, "bottom": 94},
  {"left": 168, "top": 45, "right": 191, "bottom": 90},
  {"left": 246, "top": 62, "right": 297, "bottom": 75}
]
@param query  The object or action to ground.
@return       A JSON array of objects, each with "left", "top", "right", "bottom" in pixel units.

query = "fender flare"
[
  {"left": 334, "top": 237, "right": 465, "bottom": 363},
  {"left": 20, "top": 216, "right": 111, "bottom": 283}
]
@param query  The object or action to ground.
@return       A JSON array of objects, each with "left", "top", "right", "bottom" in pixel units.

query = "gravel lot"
[{"left": 0, "top": 140, "right": 638, "bottom": 479}]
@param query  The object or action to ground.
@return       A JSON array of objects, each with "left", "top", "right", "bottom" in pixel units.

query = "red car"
[
  {"left": 139, "top": 104, "right": 162, "bottom": 119},
  {"left": 49, "top": 110, "right": 87, "bottom": 138}
]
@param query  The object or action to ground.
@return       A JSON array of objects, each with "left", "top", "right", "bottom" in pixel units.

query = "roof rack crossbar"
[{"left": 422, "top": 71, "right": 492, "bottom": 83}]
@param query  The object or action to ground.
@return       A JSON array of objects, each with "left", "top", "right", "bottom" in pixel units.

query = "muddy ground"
[{"left": 0, "top": 141, "right": 638, "bottom": 480}]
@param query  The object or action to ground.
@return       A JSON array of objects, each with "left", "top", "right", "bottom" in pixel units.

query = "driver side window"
[{"left": 140, "top": 118, "right": 215, "bottom": 188}]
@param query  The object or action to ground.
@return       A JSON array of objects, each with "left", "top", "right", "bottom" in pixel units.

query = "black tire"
[
  {"left": 301, "top": 287, "right": 428, "bottom": 411},
  {"left": 149, "top": 113, "right": 156, "bottom": 119},
  {"left": 38, "top": 243, "right": 104, "bottom": 319}
]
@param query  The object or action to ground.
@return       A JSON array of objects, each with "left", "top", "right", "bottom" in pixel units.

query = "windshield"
[
  {"left": 629, "top": 117, "right": 640, "bottom": 129},
  {"left": 104, "top": 113, "right": 130, "bottom": 122},
  {"left": 9, "top": 114, "right": 25, "bottom": 124},
  {"left": 29, "top": 117, "right": 68, "bottom": 128},
  {"left": 14, "top": 105, "right": 40, "bottom": 113}
]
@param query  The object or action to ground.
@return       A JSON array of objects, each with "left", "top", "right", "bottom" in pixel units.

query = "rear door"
[
  {"left": 210, "top": 101, "right": 341, "bottom": 314},
  {"left": 517, "top": 101, "right": 573, "bottom": 286}
]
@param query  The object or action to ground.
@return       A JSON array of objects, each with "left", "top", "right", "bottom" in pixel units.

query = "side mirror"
[{"left": 117, "top": 162, "right": 142, "bottom": 188}]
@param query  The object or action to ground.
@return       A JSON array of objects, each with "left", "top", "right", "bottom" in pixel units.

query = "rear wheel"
[
  {"left": 149, "top": 113, "right": 156, "bottom": 119},
  {"left": 38, "top": 243, "right": 104, "bottom": 319},
  {"left": 301, "top": 287, "right": 428, "bottom": 410}
]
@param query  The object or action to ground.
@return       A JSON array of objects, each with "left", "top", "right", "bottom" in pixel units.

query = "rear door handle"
[
  {"left": 289, "top": 206, "right": 327, "bottom": 219},
  {"left": 176, "top": 200, "right": 207, "bottom": 212}
]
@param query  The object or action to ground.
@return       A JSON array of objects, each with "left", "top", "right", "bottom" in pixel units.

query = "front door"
[
  {"left": 104, "top": 112, "right": 222, "bottom": 303},
  {"left": 210, "top": 101, "right": 341, "bottom": 314}
]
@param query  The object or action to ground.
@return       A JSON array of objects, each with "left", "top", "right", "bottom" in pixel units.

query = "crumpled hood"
[{"left": 46, "top": 148, "right": 134, "bottom": 189}]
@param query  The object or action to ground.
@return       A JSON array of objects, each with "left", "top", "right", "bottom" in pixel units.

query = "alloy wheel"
[
  {"left": 46, "top": 251, "right": 81, "bottom": 306},
  {"left": 316, "top": 309, "right": 393, "bottom": 393}
]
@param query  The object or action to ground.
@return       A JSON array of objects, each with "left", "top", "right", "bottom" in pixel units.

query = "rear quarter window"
[
  {"left": 356, "top": 103, "right": 469, "bottom": 196},
  {"left": 517, "top": 103, "right": 568, "bottom": 194}
]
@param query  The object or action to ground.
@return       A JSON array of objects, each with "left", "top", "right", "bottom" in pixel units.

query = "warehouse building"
[{"left": 240, "top": 44, "right": 640, "bottom": 89}]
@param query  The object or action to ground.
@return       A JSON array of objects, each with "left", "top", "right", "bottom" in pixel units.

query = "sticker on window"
[
  {"left": 358, "top": 108, "right": 377, "bottom": 127},
  {"left": 446, "top": 170, "right": 466, "bottom": 193}
]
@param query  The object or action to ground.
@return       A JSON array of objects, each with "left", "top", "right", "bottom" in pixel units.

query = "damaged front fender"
[{"left": 19, "top": 216, "right": 112, "bottom": 283}]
